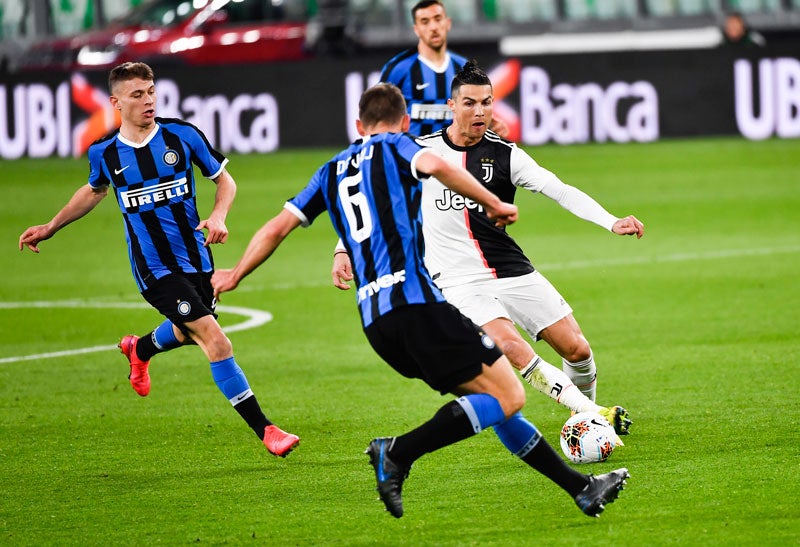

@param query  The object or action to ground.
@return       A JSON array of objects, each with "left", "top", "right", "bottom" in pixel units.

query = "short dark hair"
[
  {"left": 411, "top": 0, "right": 446, "bottom": 22},
  {"left": 108, "top": 62, "right": 154, "bottom": 93},
  {"left": 359, "top": 83, "right": 407, "bottom": 128},
  {"left": 451, "top": 59, "right": 492, "bottom": 97}
]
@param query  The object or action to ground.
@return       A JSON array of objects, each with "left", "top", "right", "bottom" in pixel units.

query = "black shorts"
[
  {"left": 141, "top": 272, "right": 217, "bottom": 330},
  {"left": 363, "top": 302, "right": 503, "bottom": 394}
]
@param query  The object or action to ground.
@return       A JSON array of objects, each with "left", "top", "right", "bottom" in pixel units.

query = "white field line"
[
  {"left": 0, "top": 303, "right": 271, "bottom": 364},
  {"left": 536, "top": 244, "right": 800, "bottom": 272},
  {"left": 2, "top": 245, "right": 798, "bottom": 363},
  {"left": 267, "top": 244, "right": 800, "bottom": 289}
]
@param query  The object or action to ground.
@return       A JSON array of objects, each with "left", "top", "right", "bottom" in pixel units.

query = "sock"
[
  {"left": 210, "top": 357, "right": 269, "bottom": 438},
  {"left": 234, "top": 394, "right": 271, "bottom": 439},
  {"left": 389, "top": 394, "right": 505, "bottom": 467},
  {"left": 521, "top": 357, "right": 602, "bottom": 414},
  {"left": 135, "top": 319, "right": 182, "bottom": 362},
  {"left": 519, "top": 437, "right": 589, "bottom": 497},
  {"left": 493, "top": 412, "right": 542, "bottom": 458},
  {"left": 562, "top": 352, "right": 597, "bottom": 402}
]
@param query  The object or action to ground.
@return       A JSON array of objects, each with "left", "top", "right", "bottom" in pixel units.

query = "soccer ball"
[{"left": 559, "top": 411, "right": 618, "bottom": 464}]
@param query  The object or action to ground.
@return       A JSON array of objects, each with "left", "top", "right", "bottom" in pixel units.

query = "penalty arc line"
[{"left": 0, "top": 302, "right": 272, "bottom": 365}]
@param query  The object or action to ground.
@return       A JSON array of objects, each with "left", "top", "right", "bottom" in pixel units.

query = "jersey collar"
[{"left": 117, "top": 123, "right": 160, "bottom": 149}]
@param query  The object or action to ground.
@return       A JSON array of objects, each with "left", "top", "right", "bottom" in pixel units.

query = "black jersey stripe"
[
  {"left": 410, "top": 61, "right": 425, "bottom": 102},
  {"left": 134, "top": 142, "right": 160, "bottom": 182},
  {"left": 139, "top": 209, "right": 182, "bottom": 273},
  {"left": 124, "top": 213, "right": 154, "bottom": 286},
  {"left": 170, "top": 201, "right": 205, "bottom": 272}
]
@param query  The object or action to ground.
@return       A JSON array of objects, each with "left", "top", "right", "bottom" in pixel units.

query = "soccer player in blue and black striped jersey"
[
  {"left": 379, "top": 0, "right": 508, "bottom": 138},
  {"left": 18, "top": 62, "right": 299, "bottom": 458},
  {"left": 212, "top": 83, "right": 629, "bottom": 519}
]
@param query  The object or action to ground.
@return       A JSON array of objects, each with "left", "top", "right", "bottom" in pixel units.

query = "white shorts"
[{"left": 440, "top": 271, "right": 572, "bottom": 341}]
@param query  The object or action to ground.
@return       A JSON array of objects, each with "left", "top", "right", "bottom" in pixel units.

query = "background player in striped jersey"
[
  {"left": 212, "top": 83, "right": 629, "bottom": 519},
  {"left": 380, "top": 0, "right": 508, "bottom": 137},
  {"left": 18, "top": 62, "right": 299, "bottom": 458},
  {"left": 333, "top": 61, "right": 643, "bottom": 436}
]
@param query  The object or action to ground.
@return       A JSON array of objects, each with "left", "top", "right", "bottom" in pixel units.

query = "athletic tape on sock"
[
  {"left": 152, "top": 319, "right": 180, "bottom": 350},
  {"left": 456, "top": 394, "right": 506, "bottom": 433}
]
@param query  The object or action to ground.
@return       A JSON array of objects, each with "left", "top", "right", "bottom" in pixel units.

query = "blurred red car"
[{"left": 18, "top": 0, "right": 311, "bottom": 72}]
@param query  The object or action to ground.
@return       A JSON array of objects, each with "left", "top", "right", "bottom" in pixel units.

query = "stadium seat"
[{"left": 494, "top": 0, "right": 558, "bottom": 21}]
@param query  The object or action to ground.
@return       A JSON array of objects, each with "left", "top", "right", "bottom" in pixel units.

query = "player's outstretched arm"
[
  {"left": 212, "top": 208, "right": 301, "bottom": 299},
  {"left": 416, "top": 150, "right": 517, "bottom": 226},
  {"left": 612, "top": 215, "right": 645, "bottom": 239},
  {"left": 18, "top": 184, "right": 108, "bottom": 253},
  {"left": 197, "top": 169, "right": 236, "bottom": 247}
]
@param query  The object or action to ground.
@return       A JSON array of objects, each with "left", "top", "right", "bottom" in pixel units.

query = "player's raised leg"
[
  {"left": 185, "top": 315, "right": 299, "bottom": 456},
  {"left": 485, "top": 317, "right": 631, "bottom": 435}
]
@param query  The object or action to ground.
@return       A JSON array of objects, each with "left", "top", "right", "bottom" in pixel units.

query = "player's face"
[
  {"left": 448, "top": 84, "right": 494, "bottom": 145},
  {"left": 111, "top": 78, "right": 156, "bottom": 129},
  {"left": 413, "top": 4, "right": 451, "bottom": 51}
]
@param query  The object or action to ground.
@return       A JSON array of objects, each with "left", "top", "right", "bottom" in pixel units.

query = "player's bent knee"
[{"left": 554, "top": 334, "right": 591, "bottom": 362}]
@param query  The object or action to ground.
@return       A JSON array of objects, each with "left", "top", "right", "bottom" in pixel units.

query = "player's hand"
[
  {"left": 489, "top": 118, "right": 510, "bottom": 139},
  {"left": 211, "top": 269, "right": 238, "bottom": 299},
  {"left": 18, "top": 225, "right": 52, "bottom": 253},
  {"left": 612, "top": 215, "right": 645, "bottom": 239},
  {"left": 332, "top": 251, "right": 353, "bottom": 290},
  {"left": 196, "top": 217, "right": 229, "bottom": 246},
  {"left": 486, "top": 202, "right": 518, "bottom": 227}
]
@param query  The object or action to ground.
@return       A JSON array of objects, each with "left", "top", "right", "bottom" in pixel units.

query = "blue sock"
[
  {"left": 493, "top": 412, "right": 543, "bottom": 458},
  {"left": 210, "top": 357, "right": 252, "bottom": 405},
  {"left": 455, "top": 394, "right": 506, "bottom": 433},
  {"left": 152, "top": 319, "right": 181, "bottom": 351}
]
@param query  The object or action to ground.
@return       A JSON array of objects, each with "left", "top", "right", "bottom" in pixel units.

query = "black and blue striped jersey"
[
  {"left": 87, "top": 118, "right": 227, "bottom": 292},
  {"left": 285, "top": 132, "right": 446, "bottom": 327},
  {"left": 380, "top": 49, "right": 467, "bottom": 136}
]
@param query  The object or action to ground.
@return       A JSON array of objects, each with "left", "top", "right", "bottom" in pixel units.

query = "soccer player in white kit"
[{"left": 333, "top": 62, "right": 645, "bottom": 436}]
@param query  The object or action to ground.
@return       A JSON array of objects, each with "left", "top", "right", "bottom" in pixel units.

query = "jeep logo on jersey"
[
  {"left": 434, "top": 189, "right": 485, "bottom": 213},
  {"left": 120, "top": 178, "right": 189, "bottom": 209},
  {"left": 357, "top": 270, "right": 406, "bottom": 302},
  {"left": 481, "top": 162, "right": 494, "bottom": 182}
]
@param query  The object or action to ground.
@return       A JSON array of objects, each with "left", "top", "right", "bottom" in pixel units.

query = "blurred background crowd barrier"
[{"left": 0, "top": 0, "right": 797, "bottom": 158}]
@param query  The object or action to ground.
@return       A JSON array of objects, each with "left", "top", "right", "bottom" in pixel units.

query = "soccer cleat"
[
  {"left": 365, "top": 437, "right": 410, "bottom": 518},
  {"left": 263, "top": 425, "right": 300, "bottom": 457},
  {"left": 119, "top": 335, "right": 150, "bottom": 397},
  {"left": 574, "top": 468, "right": 630, "bottom": 517},
  {"left": 598, "top": 406, "right": 632, "bottom": 436}
]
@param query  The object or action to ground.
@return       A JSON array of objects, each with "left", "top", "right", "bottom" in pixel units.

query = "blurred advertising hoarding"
[{"left": 1, "top": 44, "right": 798, "bottom": 159}]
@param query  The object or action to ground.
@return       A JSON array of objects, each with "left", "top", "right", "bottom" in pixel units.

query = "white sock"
[
  {"left": 562, "top": 352, "right": 597, "bottom": 402},
  {"left": 520, "top": 357, "right": 601, "bottom": 414}
]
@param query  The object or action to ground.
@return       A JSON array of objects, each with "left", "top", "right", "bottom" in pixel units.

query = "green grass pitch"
[{"left": 1, "top": 137, "right": 798, "bottom": 545}]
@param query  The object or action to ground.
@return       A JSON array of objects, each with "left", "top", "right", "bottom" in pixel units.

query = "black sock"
[
  {"left": 134, "top": 332, "right": 158, "bottom": 362},
  {"left": 233, "top": 395, "right": 272, "bottom": 438},
  {"left": 388, "top": 400, "right": 477, "bottom": 467},
  {"left": 520, "top": 440, "right": 589, "bottom": 496}
]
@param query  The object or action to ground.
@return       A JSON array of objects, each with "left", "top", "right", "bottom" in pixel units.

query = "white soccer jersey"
[{"left": 417, "top": 129, "right": 617, "bottom": 289}]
